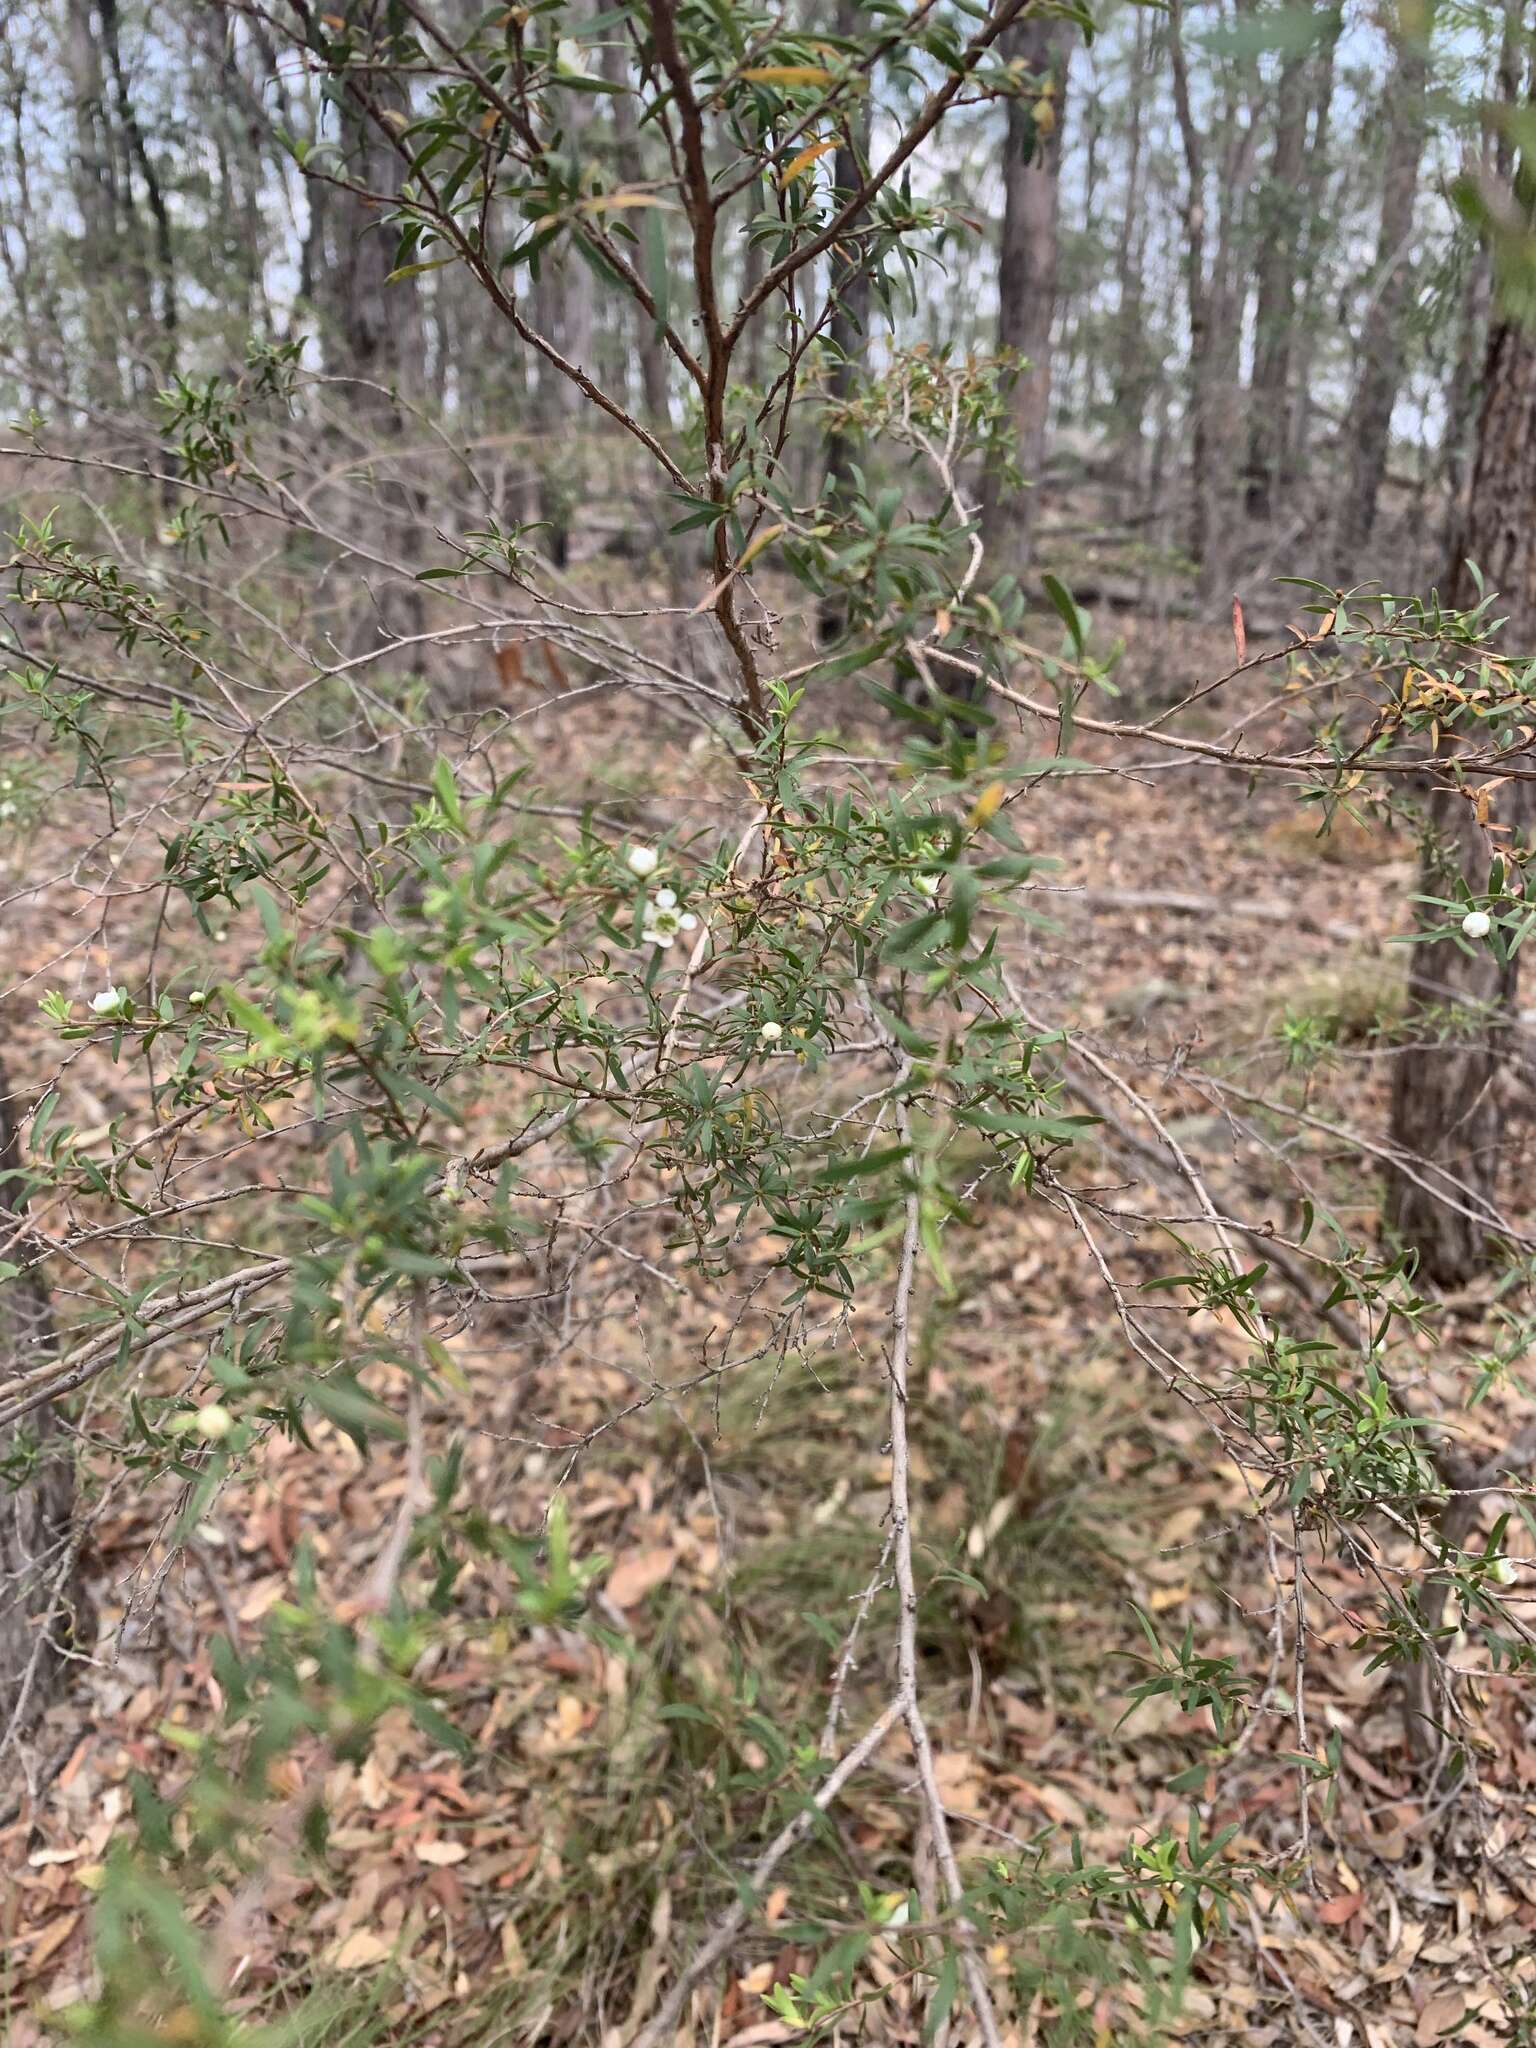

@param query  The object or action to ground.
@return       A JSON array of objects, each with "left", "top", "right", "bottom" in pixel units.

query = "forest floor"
[{"left": 5, "top": 599, "right": 1536, "bottom": 2048}]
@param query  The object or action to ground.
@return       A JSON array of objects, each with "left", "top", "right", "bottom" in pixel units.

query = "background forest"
[{"left": 4, "top": 3, "right": 1536, "bottom": 2046}]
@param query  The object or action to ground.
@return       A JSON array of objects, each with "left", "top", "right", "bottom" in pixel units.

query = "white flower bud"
[
  {"left": 914, "top": 873, "right": 940, "bottom": 898},
  {"left": 1462, "top": 910, "right": 1492, "bottom": 939},
  {"left": 188, "top": 989, "right": 207, "bottom": 1007},
  {"left": 90, "top": 986, "right": 129, "bottom": 1018},
  {"left": 1490, "top": 1556, "right": 1518, "bottom": 1586},
  {"left": 626, "top": 845, "right": 659, "bottom": 877},
  {"left": 193, "top": 1403, "right": 234, "bottom": 1441},
  {"left": 652, "top": 887, "right": 678, "bottom": 909},
  {"left": 759, "top": 1020, "right": 783, "bottom": 1043}
]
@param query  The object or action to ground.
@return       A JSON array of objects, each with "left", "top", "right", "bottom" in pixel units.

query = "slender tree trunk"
[
  {"left": 0, "top": 1060, "right": 78, "bottom": 1732},
  {"left": 63, "top": 0, "right": 124, "bottom": 405},
  {"left": 1289, "top": 9, "right": 1343, "bottom": 483},
  {"left": 1168, "top": 0, "right": 1228, "bottom": 597},
  {"left": 981, "top": 17, "right": 1072, "bottom": 572},
  {"left": 1336, "top": 2, "right": 1434, "bottom": 569},
  {"left": 1388, "top": 316, "right": 1536, "bottom": 1284},
  {"left": 1440, "top": 0, "right": 1521, "bottom": 555},
  {"left": 98, "top": 0, "right": 177, "bottom": 373},
  {"left": 1111, "top": 8, "right": 1150, "bottom": 501},
  {"left": 1244, "top": 43, "right": 1310, "bottom": 519},
  {"left": 822, "top": 0, "right": 873, "bottom": 501},
  {"left": 317, "top": 79, "right": 427, "bottom": 643}
]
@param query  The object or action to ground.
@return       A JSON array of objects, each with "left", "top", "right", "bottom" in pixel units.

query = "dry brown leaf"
[
  {"left": 606, "top": 1546, "right": 679, "bottom": 1609},
  {"left": 332, "top": 1929, "right": 391, "bottom": 1970},
  {"left": 1417, "top": 1991, "right": 1466, "bottom": 2045},
  {"left": 415, "top": 1839, "right": 469, "bottom": 1866}
]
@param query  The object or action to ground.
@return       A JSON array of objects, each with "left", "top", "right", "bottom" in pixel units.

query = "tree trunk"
[
  {"left": 1288, "top": 8, "right": 1343, "bottom": 485},
  {"left": 1336, "top": 3, "right": 1434, "bottom": 570},
  {"left": 63, "top": 0, "right": 124, "bottom": 406},
  {"left": 1110, "top": 8, "right": 1151, "bottom": 501},
  {"left": 1244, "top": 42, "right": 1310, "bottom": 519},
  {"left": 98, "top": 0, "right": 177, "bottom": 373},
  {"left": 1388, "top": 314, "right": 1536, "bottom": 1284},
  {"left": 981, "top": 17, "right": 1072, "bottom": 574},
  {"left": 822, "top": 0, "right": 874, "bottom": 502},
  {"left": 1168, "top": 0, "right": 1257, "bottom": 601},
  {"left": 0, "top": 1061, "right": 78, "bottom": 1733}
]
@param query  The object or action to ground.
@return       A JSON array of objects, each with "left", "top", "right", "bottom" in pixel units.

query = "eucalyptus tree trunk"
[
  {"left": 822, "top": 0, "right": 874, "bottom": 503},
  {"left": 0, "top": 1061, "right": 78, "bottom": 1732},
  {"left": 63, "top": 0, "right": 124, "bottom": 404},
  {"left": 1244, "top": 42, "right": 1310, "bottom": 519},
  {"left": 1110, "top": 8, "right": 1151, "bottom": 499},
  {"left": 981, "top": 17, "right": 1072, "bottom": 573},
  {"left": 1336, "top": 2, "right": 1434, "bottom": 569},
  {"left": 1388, "top": 314, "right": 1536, "bottom": 1284},
  {"left": 1289, "top": 8, "right": 1342, "bottom": 483},
  {"left": 1168, "top": 0, "right": 1258, "bottom": 601}
]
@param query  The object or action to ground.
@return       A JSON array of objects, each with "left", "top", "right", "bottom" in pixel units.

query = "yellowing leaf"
[
  {"left": 578, "top": 190, "right": 678, "bottom": 212},
  {"left": 736, "top": 521, "right": 785, "bottom": 572},
  {"left": 967, "top": 781, "right": 1006, "bottom": 828},
  {"left": 741, "top": 64, "right": 836, "bottom": 86},
  {"left": 779, "top": 137, "right": 837, "bottom": 186}
]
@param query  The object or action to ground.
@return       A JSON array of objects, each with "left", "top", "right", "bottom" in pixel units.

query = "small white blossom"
[
  {"left": 555, "top": 36, "right": 588, "bottom": 74},
  {"left": 1491, "top": 1555, "right": 1519, "bottom": 1586},
  {"left": 0, "top": 802, "right": 15, "bottom": 820},
  {"left": 759, "top": 1020, "right": 783, "bottom": 1043},
  {"left": 188, "top": 989, "right": 207, "bottom": 1008},
  {"left": 626, "top": 844, "right": 659, "bottom": 877},
  {"left": 1462, "top": 909, "right": 1492, "bottom": 940},
  {"left": 193, "top": 1403, "right": 234, "bottom": 1441},
  {"left": 90, "top": 985, "right": 130, "bottom": 1019},
  {"left": 642, "top": 897, "right": 699, "bottom": 949},
  {"left": 914, "top": 873, "right": 940, "bottom": 898}
]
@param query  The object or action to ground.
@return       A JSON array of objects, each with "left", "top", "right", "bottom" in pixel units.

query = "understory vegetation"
[{"left": 4, "top": 3, "right": 1536, "bottom": 2045}]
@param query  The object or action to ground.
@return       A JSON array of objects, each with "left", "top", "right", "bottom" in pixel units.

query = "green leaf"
[
  {"left": 432, "top": 754, "right": 465, "bottom": 832},
  {"left": 1041, "top": 572, "right": 1088, "bottom": 657}
]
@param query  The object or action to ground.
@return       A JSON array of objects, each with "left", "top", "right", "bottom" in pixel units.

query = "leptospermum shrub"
[{"left": 3, "top": 4, "right": 1536, "bottom": 2040}]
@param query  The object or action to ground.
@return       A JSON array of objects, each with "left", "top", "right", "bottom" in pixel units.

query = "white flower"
[
  {"left": 914, "top": 873, "right": 940, "bottom": 898},
  {"left": 555, "top": 36, "right": 588, "bottom": 74},
  {"left": 1462, "top": 909, "right": 1492, "bottom": 939},
  {"left": 193, "top": 1403, "right": 234, "bottom": 1441},
  {"left": 641, "top": 897, "right": 699, "bottom": 949},
  {"left": 188, "top": 989, "right": 207, "bottom": 1007},
  {"left": 759, "top": 1020, "right": 783, "bottom": 1043},
  {"left": 0, "top": 803, "right": 15, "bottom": 820},
  {"left": 90, "top": 985, "right": 130, "bottom": 1018},
  {"left": 626, "top": 845, "right": 659, "bottom": 877},
  {"left": 1491, "top": 1556, "right": 1519, "bottom": 1586}
]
